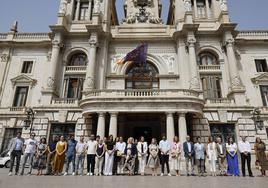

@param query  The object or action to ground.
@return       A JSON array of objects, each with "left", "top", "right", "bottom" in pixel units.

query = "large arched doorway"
[{"left": 125, "top": 61, "right": 159, "bottom": 89}]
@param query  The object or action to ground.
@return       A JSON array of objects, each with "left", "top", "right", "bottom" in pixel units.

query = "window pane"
[
  {"left": 13, "top": 87, "right": 28, "bottom": 107},
  {"left": 21, "top": 61, "right": 33, "bottom": 73},
  {"left": 260, "top": 85, "right": 268, "bottom": 106}
]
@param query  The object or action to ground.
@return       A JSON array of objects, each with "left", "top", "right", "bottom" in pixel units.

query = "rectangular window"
[
  {"left": 13, "top": 86, "right": 29, "bottom": 107},
  {"left": 21, "top": 61, "right": 33, "bottom": 73},
  {"left": 260, "top": 85, "right": 268, "bottom": 106},
  {"left": 1, "top": 128, "right": 22, "bottom": 153},
  {"left": 79, "top": 3, "right": 89, "bottom": 20},
  {"left": 201, "top": 76, "right": 222, "bottom": 99},
  {"left": 255, "top": 59, "right": 268, "bottom": 72},
  {"left": 63, "top": 77, "right": 84, "bottom": 99}
]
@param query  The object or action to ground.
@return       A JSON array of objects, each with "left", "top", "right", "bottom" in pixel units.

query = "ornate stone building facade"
[{"left": 0, "top": 0, "right": 268, "bottom": 152}]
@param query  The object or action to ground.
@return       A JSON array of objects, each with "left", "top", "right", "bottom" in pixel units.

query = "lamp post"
[
  {"left": 251, "top": 108, "right": 264, "bottom": 132},
  {"left": 22, "top": 108, "right": 35, "bottom": 134}
]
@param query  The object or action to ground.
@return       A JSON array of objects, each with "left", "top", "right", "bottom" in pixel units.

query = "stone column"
[
  {"left": 47, "top": 39, "right": 61, "bottom": 90},
  {"left": 187, "top": 35, "right": 200, "bottom": 90},
  {"left": 225, "top": 38, "right": 243, "bottom": 90},
  {"left": 166, "top": 112, "right": 175, "bottom": 142},
  {"left": 178, "top": 113, "right": 187, "bottom": 143},
  {"left": 74, "top": 0, "right": 81, "bottom": 21},
  {"left": 109, "top": 112, "right": 118, "bottom": 138},
  {"left": 205, "top": 0, "right": 210, "bottom": 18},
  {"left": 97, "top": 112, "right": 105, "bottom": 138},
  {"left": 193, "top": 0, "right": 198, "bottom": 18},
  {"left": 84, "top": 33, "right": 98, "bottom": 91}
]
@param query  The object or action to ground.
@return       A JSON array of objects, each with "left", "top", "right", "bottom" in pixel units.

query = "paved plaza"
[{"left": 0, "top": 168, "right": 267, "bottom": 188}]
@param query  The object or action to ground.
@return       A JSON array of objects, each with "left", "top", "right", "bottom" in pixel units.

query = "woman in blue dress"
[{"left": 226, "top": 137, "right": 240, "bottom": 176}]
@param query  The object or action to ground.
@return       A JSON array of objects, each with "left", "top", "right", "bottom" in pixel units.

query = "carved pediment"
[
  {"left": 251, "top": 73, "right": 268, "bottom": 84},
  {"left": 11, "top": 74, "right": 37, "bottom": 88}
]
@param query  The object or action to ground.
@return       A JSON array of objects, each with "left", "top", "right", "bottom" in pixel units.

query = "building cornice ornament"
[
  {"left": 11, "top": 74, "right": 37, "bottom": 88},
  {"left": 58, "top": 0, "right": 68, "bottom": 15},
  {"left": 251, "top": 73, "right": 268, "bottom": 85},
  {"left": 0, "top": 53, "right": 9, "bottom": 62},
  {"left": 89, "top": 33, "right": 98, "bottom": 47},
  {"left": 184, "top": 0, "right": 192, "bottom": 12},
  {"left": 47, "top": 77, "right": 55, "bottom": 89}
]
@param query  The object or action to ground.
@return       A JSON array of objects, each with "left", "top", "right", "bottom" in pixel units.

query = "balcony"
[
  {"left": 80, "top": 89, "right": 205, "bottom": 114},
  {"left": 51, "top": 98, "right": 79, "bottom": 107},
  {"left": 198, "top": 65, "right": 221, "bottom": 71},
  {"left": 65, "top": 66, "right": 87, "bottom": 74}
]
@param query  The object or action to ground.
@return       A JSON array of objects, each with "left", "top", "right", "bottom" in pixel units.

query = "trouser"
[
  {"left": 113, "top": 155, "right": 119, "bottom": 175},
  {"left": 117, "top": 157, "right": 125, "bottom": 174},
  {"left": 45, "top": 152, "right": 55, "bottom": 175},
  {"left": 160, "top": 154, "right": 170, "bottom": 174},
  {"left": 75, "top": 154, "right": 85, "bottom": 175},
  {"left": 87, "top": 154, "right": 96, "bottom": 174},
  {"left": 65, "top": 155, "right": 75, "bottom": 173},
  {"left": 95, "top": 156, "right": 104, "bottom": 175},
  {"left": 9, "top": 150, "right": 22, "bottom": 173},
  {"left": 138, "top": 156, "right": 147, "bottom": 174},
  {"left": 209, "top": 159, "right": 217, "bottom": 173},
  {"left": 104, "top": 152, "right": 114, "bottom": 175},
  {"left": 196, "top": 159, "right": 205, "bottom": 174},
  {"left": 218, "top": 156, "right": 226, "bottom": 175},
  {"left": 20, "top": 153, "right": 35, "bottom": 175},
  {"left": 185, "top": 156, "right": 195, "bottom": 174},
  {"left": 241, "top": 153, "right": 253, "bottom": 176}
]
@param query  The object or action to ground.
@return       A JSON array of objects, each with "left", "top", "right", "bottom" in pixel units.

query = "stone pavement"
[{"left": 0, "top": 167, "right": 268, "bottom": 188}]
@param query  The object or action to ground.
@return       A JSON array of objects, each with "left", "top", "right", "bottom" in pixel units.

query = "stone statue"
[
  {"left": 59, "top": 0, "right": 68, "bottom": 15},
  {"left": 184, "top": 0, "right": 192, "bottom": 12},
  {"left": 149, "top": 13, "right": 162, "bottom": 24},
  {"left": 94, "top": 0, "right": 101, "bottom": 13},
  {"left": 111, "top": 55, "right": 122, "bottom": 73},
  {"left": 220, "top": 0, "right": 228, "bottom": 11}
]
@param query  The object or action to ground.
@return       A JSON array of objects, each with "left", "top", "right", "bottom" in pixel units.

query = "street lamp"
[
  {"left": 22, "top": 108, "right": 35, "bottom": 133},
  {"left": 251, "top": 108, "right": 264, "bottom": 132}
]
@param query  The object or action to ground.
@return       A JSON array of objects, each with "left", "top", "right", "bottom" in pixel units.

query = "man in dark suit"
[
  {"left": 183, "top": 135, "right": 195, "bottom": 176},
  {"left": 216, "top": 137, "right": 227, "bottom": 176}
]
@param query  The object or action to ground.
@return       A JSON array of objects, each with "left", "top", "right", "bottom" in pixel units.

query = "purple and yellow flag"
[{"left": 117, "top": 43, "right": 148, "bottom": 65}]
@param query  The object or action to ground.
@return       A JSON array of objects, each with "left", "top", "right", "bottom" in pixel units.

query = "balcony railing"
[
  {"left": 14, "top": 33, "right": 50, "bottom": 41},
  {"left": 51, "top": 98, "right": 79, "bottom": 106},
  {"left": 85, "top": 89, "right": 201, "bottom": 98},
  {"left": 0, "top": 33, "right": 7, "bottom": 40},
  {"left": 198, "top": 65, "right": 221, "bottom": 70},
  {"left": 9, "top": 107, "right": 25, "bottom": 112},
  {"left": 206, "top": 98, "right": 235, "bottom": 105},
  {"left": 65, "top": 66, "right": 87, "bottom": 73}
]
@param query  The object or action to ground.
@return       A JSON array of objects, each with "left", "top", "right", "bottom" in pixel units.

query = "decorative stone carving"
[
  {"left": 46, "top": 52, "right": 52, "bottom": 62},
  {"left": 220, "top": 0, "right": 228, "bottom": 11},
  {"left": 59, "top": 0, "right": 68, "bottom": 15},
  {"left": 111, "top": 55, "right": 122, "bottom": 74},
  {"left": 149, "top": 13, "right": 162, "bottom": 24},
  {"left": 231, "top": 76, "right": 243, "bottom": 88},
  {"left": 0, "top": 53, "right": 9, "bottom": 62},
  {"left": 11, "top": 75, "right": 37, "bottom": 88},
  {"left": 93, "top": 0, "right": 101, "bottom": 13},
  {"left": 86, "top": 77, "right": 95, "bottom": 89},
  {"left": 190, "top": 76, "right": 200, "bottom": 90},
  {"left": 125, "top": 13, "right": 137, "bottom": 24},
  {"left": 184, "top": 0, "right": 192, "bottom": 12},
  {"left": 47, "top": 77, "right": 55, "bottom": 89},
  {"left": 162, "top": 55, "right": 175, "bottom": 74},
  {"left": 89, "top": 33, "right": 98, "bottom": 47}
]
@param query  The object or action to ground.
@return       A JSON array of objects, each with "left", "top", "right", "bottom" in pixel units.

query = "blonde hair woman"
[
  {"left": 123, "top": 137, "right": 137, "bottom": 175},
  {"left": 170, "top": 136, "right": 182, "bottom": 176},
  {"left": 147, "top": 138, "right": 160, "bottom": 176}
]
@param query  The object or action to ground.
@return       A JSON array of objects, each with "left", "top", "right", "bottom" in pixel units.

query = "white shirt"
[
  {"left": 238, "top": 141, "right": 251, "bottom": 153},
  {"left": 116, "top": 142, "right": 126, "bottom": 153},
  {"left": 187, "top": 142, "right": 191, "bottom": 152},
  {"left": 24, "top": 138, "right": 37, "bottom": 154},
  {"left": 87, "top": 140, "right": 97, "bottom": 155},
  {"left": 159, "top": 140, "right": 171, "bottom": 154},
  {"left": 218, "top": 144, "right": 223, "bottom": 154},
  {"left": 76, "top": 142, "right": 87, "bottom": 154},
  {"left": 226, "top": 143, "right": 237, "bottom": 152}
]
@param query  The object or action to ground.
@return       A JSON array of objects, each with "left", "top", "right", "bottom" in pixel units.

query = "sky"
[{"left": 0, "top": 0, "right": 267, "bottom": 32}]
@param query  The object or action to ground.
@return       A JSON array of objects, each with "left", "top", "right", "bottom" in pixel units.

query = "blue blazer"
[
  {"left": 124, "top": 144, "right": 137, "bottom": 156},
  {"left": 183, "top": 141, "right": 195, "bottom": 158}
]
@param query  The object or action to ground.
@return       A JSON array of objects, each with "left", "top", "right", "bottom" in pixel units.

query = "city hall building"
[{"left": 0, "top": 0, "right": 268, "bottom": 152}]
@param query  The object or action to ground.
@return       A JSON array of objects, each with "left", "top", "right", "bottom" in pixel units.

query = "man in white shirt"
[
  {"left": 20, "top": 132, "right": 37, "bottom": 176},
  {"left": 159, "top": 135, "right": 171, "bottom": 176},
  {"left": 86, "top": 134, "right": 97, "bottom": 175},
  {"left": 238, "top": 136, "right": 253, "bottom": 177},
  {"left": 216, "top": 137, "right": 227, "bottom": 176},
  {"left": 115, "top": 137, "right": 126, "bottom": 174},
  {"left": 75, "top": 136, "right": 87, "bottom": 176}
]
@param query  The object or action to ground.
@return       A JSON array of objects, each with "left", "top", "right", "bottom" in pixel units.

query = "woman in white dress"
[
  {"left": 170, "top": 136, "right": 182, "bottom": 176},
  {"left": 104, "top": 135, "right": 115, "bottom": 176},
  {"left": 147, "top": 138, "right": 160, "bottom": 176},
  {"left": 207, "top": 137, "right": 218, "bottom": 176}
]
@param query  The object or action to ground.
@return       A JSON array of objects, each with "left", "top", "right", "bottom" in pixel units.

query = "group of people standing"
[{"left": 7, "top": 131, "right": 268, "bottom": 177}]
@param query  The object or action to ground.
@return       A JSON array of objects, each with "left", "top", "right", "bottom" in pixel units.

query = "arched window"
[
  {"left": 198, "top": 52, "right": 219, "bottom": 66},
  {"left": 68, "top": 53, "right": 87, "bottom": 66},
  {"left": 125, "top": 62, "right": 159, "bottom": 89}
]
